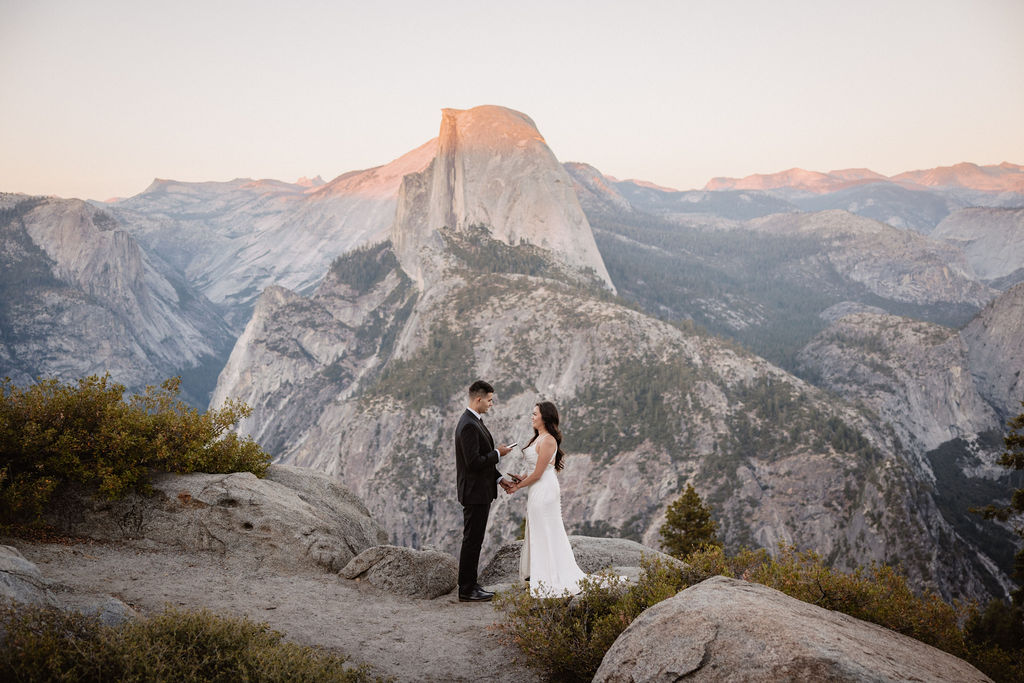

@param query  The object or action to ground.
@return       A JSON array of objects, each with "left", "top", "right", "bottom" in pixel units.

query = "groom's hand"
[
  {"left": 497, "top": 444, "right": 513, "bottom": 457},
  {"left": 499, "top": 479, "right": 514, "bottom": 494}
]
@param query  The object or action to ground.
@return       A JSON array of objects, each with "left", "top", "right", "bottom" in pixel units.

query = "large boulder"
[
  {"left": 0, "top": 545, "right": 134, "bottom": 625},
  {"left": 340, "top": 545, "right": 458, "bottom": 599},
  {"left": 48, "top": 465, "right": 387, "bottom": 573},
  {"left": 479, "top": 535, "right": 680, "bottom": 586},
  {"left": 594, "top": 576, "right": 991, "bottom": 683},
  {"left": 0, "top": 545, "right": 56, "bottom": 607}
]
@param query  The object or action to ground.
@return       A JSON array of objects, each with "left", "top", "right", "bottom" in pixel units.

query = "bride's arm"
[{"left": 511, "top": 436, "right": 556, "bottom": 491}]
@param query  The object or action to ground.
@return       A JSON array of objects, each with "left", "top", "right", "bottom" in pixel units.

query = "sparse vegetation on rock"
[{"left": 0, "top": 374, "right": 269, "bottom": 527}]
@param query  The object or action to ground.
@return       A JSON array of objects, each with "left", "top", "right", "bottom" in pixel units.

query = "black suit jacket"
[{"left": 455, "top": 409, "right": 500, "bottom": 505}]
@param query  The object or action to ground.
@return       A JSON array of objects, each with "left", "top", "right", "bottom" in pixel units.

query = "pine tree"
[{"left": 659, "top": 483, "right": 721, "bottom": 559}]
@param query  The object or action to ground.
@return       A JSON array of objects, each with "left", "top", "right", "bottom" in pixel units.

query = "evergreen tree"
[
  {"left": 977, "top": 401, "right": 1024, "bottom": 604},
  {"left": 965, "top": 402, "right": 1024, "bottom": 674},
  {"left": 659, "top": 483, "right": 721, "bottom": 559}
]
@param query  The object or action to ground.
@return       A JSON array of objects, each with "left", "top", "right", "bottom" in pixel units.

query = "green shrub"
[
  {"left": 749, "top": 546, "right": 965, "bottom": 656},
  {"left": 495, "top": 559, "right": 684, "bottom": 682},
  {"left": 0, "top": 374, "right": 270, "bottom": 525},
  {"left": 0, "top": 601, "right": 384, "bottom": 682}
]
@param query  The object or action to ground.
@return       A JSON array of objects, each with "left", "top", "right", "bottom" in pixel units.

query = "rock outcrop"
[
  {"left": 0, "top": 545, "right": 56, "bottom": 607},
  {"left": 593, "top": 576, "right": 991, "bottom": 683},
  {"left": 933, "top": 207, "right": 1024, "bottom": 286},
  {"left": 480, "top": 536, "right": 682, "bottom": 586},
  {"left": 340, "top": 545, "right": 457, "bottom": 599},
  {"left": 797, "top": 311, "right": 999, "bottom": 456},
  {"left": 48, "top": 465, "right": 387, "bottom": 573}
]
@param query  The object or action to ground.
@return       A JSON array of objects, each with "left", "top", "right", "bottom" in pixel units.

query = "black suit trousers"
[{"left": 459, "top": 502, "right": 490, "bottom": 590}]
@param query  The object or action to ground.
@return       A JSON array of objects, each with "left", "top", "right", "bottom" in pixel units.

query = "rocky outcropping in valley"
[
  {"left": 797, "top": 311, "right": 999, "bottom": 456},
  {"left": 747, "top": 210, "right": 994, "bottom": 308},
  {"left": 961, "top": 282, "right": 1024, "bottom": 422},
  {"left": 796, "top": 295, "right": 1024, "bottom": 598},
  {"left": 933, "top": 207, "right": 1024, "bottom": 288}
]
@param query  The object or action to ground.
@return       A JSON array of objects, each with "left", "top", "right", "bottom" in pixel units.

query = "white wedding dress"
[{"left": 518, "top": 440, "right": 588, "bottom": 597}]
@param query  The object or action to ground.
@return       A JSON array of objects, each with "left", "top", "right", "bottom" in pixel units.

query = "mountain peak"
[{"left": 391, "top": 105, "right": 614, "bottom": 292}]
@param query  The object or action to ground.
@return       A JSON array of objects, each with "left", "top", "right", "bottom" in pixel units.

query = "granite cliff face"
[
  {"left": 932, "top": 208, "right": 1024, "bottom": 287},
  {"left": 796, "top": 297, "right": 1024, "bottom": 599},
  {"left": 393, "top": 106, "right": 613, "bottom": 292},
  {"left": 961, "top": 283, "right": 1024, "bottom": 422},
  {"left": 797, "top": 312, "right": 999, "bottom": 457},
  {"left": 0, "top": 194, "right": 231, "bottom": 403}
]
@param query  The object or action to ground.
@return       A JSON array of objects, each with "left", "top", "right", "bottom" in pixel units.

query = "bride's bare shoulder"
[{"left": 536, "top": 433, "right": 557, "bottom": 450}]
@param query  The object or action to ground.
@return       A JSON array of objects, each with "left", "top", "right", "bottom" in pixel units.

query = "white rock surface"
[{"left": 48, "top": 465, "right": 387, "bottom": 573}]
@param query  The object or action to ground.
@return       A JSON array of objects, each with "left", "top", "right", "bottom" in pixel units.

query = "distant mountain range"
[{"left": 705, "top": 162, "right": 1024, "bottom": 194}]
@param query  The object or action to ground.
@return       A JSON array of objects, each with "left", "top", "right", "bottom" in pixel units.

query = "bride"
[{"left": 507, "top": 401, "right": 588, "bottom": 597}]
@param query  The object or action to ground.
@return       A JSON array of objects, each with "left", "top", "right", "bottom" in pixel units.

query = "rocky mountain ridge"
[
  {"left": 104, "top": 139, "right": 437, "bottom": 329},
  {"left": 0, "top": 194, "right": 231, "bottom": 403},
  {"left": 707, "top": 161, "right": 1024, "bottom": 195}
]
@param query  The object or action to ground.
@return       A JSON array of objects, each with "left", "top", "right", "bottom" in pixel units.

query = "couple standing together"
[{"left": 455, "top": 380, "right": 587, "bottom": 602}]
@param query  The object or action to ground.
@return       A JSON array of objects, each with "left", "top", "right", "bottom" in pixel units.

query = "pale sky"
[{"left": 2, "top": 0, "right": 1022, "bottom": 201}]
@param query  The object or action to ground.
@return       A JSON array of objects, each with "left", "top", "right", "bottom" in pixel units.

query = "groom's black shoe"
[{"left": 459, "top": 586, "right": 493, "bottom": 602}]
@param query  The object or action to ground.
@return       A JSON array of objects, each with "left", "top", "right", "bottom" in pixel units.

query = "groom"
[{"left": 455, "top": 380, "right": 514, "bottom": 602}]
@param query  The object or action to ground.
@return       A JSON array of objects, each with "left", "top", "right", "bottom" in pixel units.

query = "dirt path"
[{"left": 13, "top": 539, "right": 540, "bottom": 683}]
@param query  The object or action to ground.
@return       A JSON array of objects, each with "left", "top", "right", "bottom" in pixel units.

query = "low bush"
[
  {"left": 0, "top": 601, "right": 384, "bottom": 682},
  {"left": 494, "top": 559, "right": 686, "bottom": 682},
  {"left": 0, "top": 374, "right": 270, "bottom": 526}
]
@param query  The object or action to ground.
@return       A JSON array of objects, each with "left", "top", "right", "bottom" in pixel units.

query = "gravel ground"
[{"left": 12, "top": 538, "right": 540, "bottom": 683}]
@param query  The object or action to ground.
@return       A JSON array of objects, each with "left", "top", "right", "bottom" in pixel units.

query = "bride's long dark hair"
[{"left": 526, "top": 401, "right": 565, "bottom": 471}]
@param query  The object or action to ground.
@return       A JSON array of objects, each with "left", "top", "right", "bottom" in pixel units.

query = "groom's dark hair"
[{"left": 468, "top": 380, "right": 494, "bottom": 397}]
